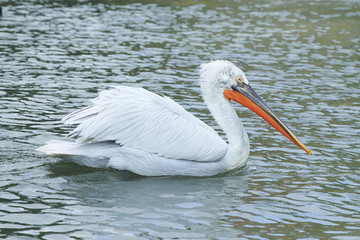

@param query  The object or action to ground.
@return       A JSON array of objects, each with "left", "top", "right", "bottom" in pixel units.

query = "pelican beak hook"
[{"left": 224, "top": 83, "right": 311, "bottom": 154}]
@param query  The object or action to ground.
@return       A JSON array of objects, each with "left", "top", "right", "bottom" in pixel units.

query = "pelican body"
[{"left": 38, "top": 60, "right": 310, "bottom": 176}]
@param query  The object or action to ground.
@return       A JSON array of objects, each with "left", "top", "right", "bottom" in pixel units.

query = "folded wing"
[{"left": 63, "top": 86, "right": 228, "bottom": 162}]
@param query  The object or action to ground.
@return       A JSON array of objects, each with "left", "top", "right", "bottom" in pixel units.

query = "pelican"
[{"left": 38, "top": 60, "right": 311, "bottom": 176}]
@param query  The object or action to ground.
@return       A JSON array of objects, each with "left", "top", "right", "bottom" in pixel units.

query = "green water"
[{"left": 0, "top": 0, "right": 359, "bottom": 239}]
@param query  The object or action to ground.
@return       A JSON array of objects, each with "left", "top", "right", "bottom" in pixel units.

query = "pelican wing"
[{"left": 62, "top": 86, "right": 228, "bottom": 162}]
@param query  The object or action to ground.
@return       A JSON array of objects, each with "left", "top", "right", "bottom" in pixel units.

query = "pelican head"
[
  {"left": 199, "top": 60, "right": 311, "bottom": 154},
  {"left": 199, "top": 60, "right": 248, "bottom": 98}
]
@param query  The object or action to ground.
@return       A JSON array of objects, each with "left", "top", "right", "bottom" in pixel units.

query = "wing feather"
[{"left": 63, "top": 86, "right": 228, "bottom": 162}]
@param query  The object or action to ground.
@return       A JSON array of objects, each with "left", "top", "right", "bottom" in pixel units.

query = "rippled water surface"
[{"left": 1, "top": 0, "right": 359, "bottom": 239}]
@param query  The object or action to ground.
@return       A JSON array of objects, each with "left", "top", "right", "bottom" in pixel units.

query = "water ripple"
[{"left": 1, "top": 0, "right": 359, "bottom": 239}]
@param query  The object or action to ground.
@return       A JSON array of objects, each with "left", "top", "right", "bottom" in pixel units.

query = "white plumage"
[
  {"left": 38, "top": 60, "right": 310, "bottom": 176},
  {"left": 63, "top": 86, "right": 227, "bottom": 162}
]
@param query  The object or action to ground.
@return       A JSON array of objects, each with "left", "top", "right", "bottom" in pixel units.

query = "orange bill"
[{"left": 224, "top": 84, "right": 311, "bottom": 154}]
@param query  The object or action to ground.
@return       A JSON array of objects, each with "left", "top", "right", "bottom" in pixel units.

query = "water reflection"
[{"left": 1, "top": 0, "right": 359, "bottom": 239}]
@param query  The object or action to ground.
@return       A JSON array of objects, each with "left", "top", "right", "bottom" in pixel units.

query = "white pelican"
[{"left": 38, "top": 60, "right": 311, "bottom": 176}]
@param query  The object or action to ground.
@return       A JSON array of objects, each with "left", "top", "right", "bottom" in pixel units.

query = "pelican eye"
[{"left": 235, "top": 75, "right": 244, "bottom": 84}]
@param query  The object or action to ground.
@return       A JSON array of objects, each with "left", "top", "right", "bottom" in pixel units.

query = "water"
[{"left": 1, "top": 0, "right": 359, "bottom": 239}]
